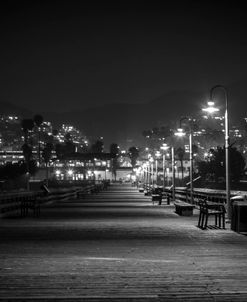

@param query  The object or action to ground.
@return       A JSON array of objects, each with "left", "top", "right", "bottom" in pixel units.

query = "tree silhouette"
[
  {"left": 91, "top": 140, "right": 104, "bottom": 153},
  {"left": 33, "top": 114, "right": 43, "bottom": 127},
  {"left": 21, "top": 119, "right": 34, "bottom": 190},
  {"left": 33, "top": 114, "right": 44, "bottom": 164},
  {"left": 22, "top": 143, "right": 32, "bottom": 163},
  {"left": 0, "top": 161, "right": 36, "bottom": 182},
  {"left": 197, "top": 146, "right": 246, "bottom": 183},
  {"left": 55, "top": 143, "right": 63, "bottom": 159},
  {"left": 110, "top": 143, "right": 119, "bottom": 181},
  {"left": 52, "top": 129, "right": 58, "bottom": 136},
  {"left": 21, "top": 119, "right": 34, "bottom": 144},
  {"left": 128, "top": 146, "right": 139, "bottom": 168},
  {"left": 42, "top": 142, "right": 53, "bottom": 186}
]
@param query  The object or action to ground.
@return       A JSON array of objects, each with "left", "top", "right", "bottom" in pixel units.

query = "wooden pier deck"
[{"left": 1, "top": 183, "right": 247, "bottom": 301}]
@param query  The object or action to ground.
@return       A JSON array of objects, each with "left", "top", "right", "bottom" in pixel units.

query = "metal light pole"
[
  {"left": 143, "top": 164, "right": 146, "bottom": 186},
  {"left": 163, "top": 153, "right": 165, "bottom": 188},
  {"left": 147, "top": 162, "right": 150, "bottom": 188},
  {"left": 162, "top": 152, "right": 166, "bottom": 188},
  {"left": 210, "top": 85, "right": 230, "bottom": 219},
  {"left": 189, "top": 130, "right": 194, "bottom": 204},
  {"left": 155, "top": 151, "right": 161, "bottom": 186},
  {"left": 175, "top": 118, "right": 194, "bottom": 203},
  {"left": 171, "top": 146, "right": 175, "bottom": 201},
  {"left": 160, "top": 144, "right": 169, "bottom": 191},
  {"left": 151, "top": 160, "right": 154, "bottom": 187},
  {"left": 145, "top": 163, "right": 148, "bottom": 187},
  {"left": 155, "top": 158, "right": 158, "bottom": 185}
]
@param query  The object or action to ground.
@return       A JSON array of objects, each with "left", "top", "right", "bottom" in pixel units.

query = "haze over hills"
[
  {"left": 43, "top": 90, "right": 206, "bottom": 149},
  {"left": 1, "top": 85, "right": 247, "bottom": 150},
  {"left": 0, "top": 101, "right": 33, "bottom": 118}
]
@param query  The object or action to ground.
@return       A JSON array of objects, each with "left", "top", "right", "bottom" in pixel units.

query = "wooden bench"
[
  {"left": 144, "top": 190, "right": 152, "bottom": 196},
  {"left": 162, "top": 192, "right": 171, "bottom": 205},
  {"left": 152, "top": 194, "right": 162, "bottom": 204},
  {"left": 174, "top": 201, "right": 195, "bottom": 216},
  {"left": 198, "top": 199, "right": 226, "bottom": 229}
]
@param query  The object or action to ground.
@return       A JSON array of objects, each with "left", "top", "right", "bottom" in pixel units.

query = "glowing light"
[
  {"left": 131, "top": 175, "right": 137, "bottom": 181},
  {"left": 202, "top": 107, "right": 219, "bottom": 113},
  {"left": 155, "top": 151, "right": 161, "bottom": 157},
  {"left": 67, "top": 169, "right": 73, "bottom": 176},
  {"left": 175, "top": 128, "right": 186, "bottom": 137},
  {"left": 160, "top": 143, "right": 169, "bottom": 151},
  {"left": 202, "top": 101, "right": 219, "bottom": 114}
]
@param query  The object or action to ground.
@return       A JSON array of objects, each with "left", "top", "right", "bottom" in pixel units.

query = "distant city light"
[
  {"left": 55, "top": 170, "right": 61, "bottom": 175},
  {"left": 67, "top": 169, "right": 73, "bottom": 176}
]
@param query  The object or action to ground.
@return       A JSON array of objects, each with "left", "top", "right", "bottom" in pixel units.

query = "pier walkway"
[{"left": 1, "top": 183, "right": 247, "bottom": 301}]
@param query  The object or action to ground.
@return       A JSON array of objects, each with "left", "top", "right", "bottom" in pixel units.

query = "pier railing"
[{"left": 0, "top": 181, "right": 110, "bottom": 218}]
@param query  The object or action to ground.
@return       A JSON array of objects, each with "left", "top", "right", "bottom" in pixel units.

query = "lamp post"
[
  {"left": 175, "top": 117, "right": 194, "bottom": 203},
  {"left": 160, "top": 143, "right": 169, "bottom": 190},
  {"left": 142, "top": 163, "right": 145, "bottom": 186},
  {"left": 202, "top": 85, "right": 230, "bottom": 219},
  {"left": 155, "top": 151, "right": 161, "bottom": 186},
  {"left": 149, "top": 157, "right": 154, "bottom": 187},
  {"left": 144, "top": 162, "right": 148, "bottom": 187},
  {"left": 171, "top": 146, "right": 175, "bottom": 201},
  {"left": 147, "top": 162, "right": 150, "bottom": 188}
]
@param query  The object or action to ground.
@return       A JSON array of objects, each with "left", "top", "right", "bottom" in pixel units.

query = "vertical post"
[
  {"left": 142, "top": 166, "right": 145, "bottom": 186},
  {"left": 177, "top": 117, "right": 194, "bottom": 203},
  {"left": 151, "top": 162, "right": 154, "bottom": 187},
  {"left": 189, "top": 131, "right": 193, "bottom": 204},
  {"left": 145, "top": 165, "right": 147, "bottom": 186},
  {"left": 210, "top": 85, "right": 230, "bottom": 219},
  {"left": 148, "top": 163, "right": 150, "bottom": 188},
  {"left": 163, "top": 153, "right": 165, "bottom": 190},
  {"left": 172, "top": 147, "right": 175, "bottom": 201},
  {"left": 225, "top": 95, "right": 230, "bottom": 218},
  {"left": 155, "top": 159, "right": 158, "bottom": 185}
]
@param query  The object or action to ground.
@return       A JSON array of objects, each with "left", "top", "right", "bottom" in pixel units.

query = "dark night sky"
[{"left": 1, "top": 1, "right": 247, "bottom": 114}]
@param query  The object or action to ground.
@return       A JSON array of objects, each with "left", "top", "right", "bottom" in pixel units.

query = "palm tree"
[
  {"left": 42, "top": 142, "right": 53, "bottom": 187},
  {"left": 33, "top": 114, "right": 44, "bottom": 165},
  {"left": 110, "top": 143, "right": 119, "bottom": 181},
  {"left": 21, "top": 119, "right": 34, "bottom": 190},
  {"left": 21, "top": 119, "right": 34, "bottom": 144},
  {"left": 128, "top": 146, "right": 139, "bottom": 168},
  {"left": 91, "top": 140, "right": 104, "bottom": 153}
]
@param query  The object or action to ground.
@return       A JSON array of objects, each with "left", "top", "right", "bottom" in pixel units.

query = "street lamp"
[
  {"left": 171, "top": 146, "right": 175, "bottom": 201},
  {"left": 149, "top": 156, "right": 154, "bottom": 187},
  {"left": 202, "top": 85, "right": 230, "bottom": 219},
  {"left": 175, "top": 117, "right": 194, "bottom": 203},
  {"left": 160, "top": 143, "right": 169, "bottom": 190},
  {"left": 142, "top": 162, "right": 147, "bottom": 186},
  {"left": 155, "top": 150, "right": 161, "bottom": 186}
]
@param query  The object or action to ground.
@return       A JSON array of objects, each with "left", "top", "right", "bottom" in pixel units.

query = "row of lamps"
[{"left": 140, "top": 85, "right": 230, "bottom": 219}]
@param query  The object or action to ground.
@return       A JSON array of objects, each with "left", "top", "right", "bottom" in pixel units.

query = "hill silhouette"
[{"left": 1, "top": 82, "right": 247, "bottom": 149}]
